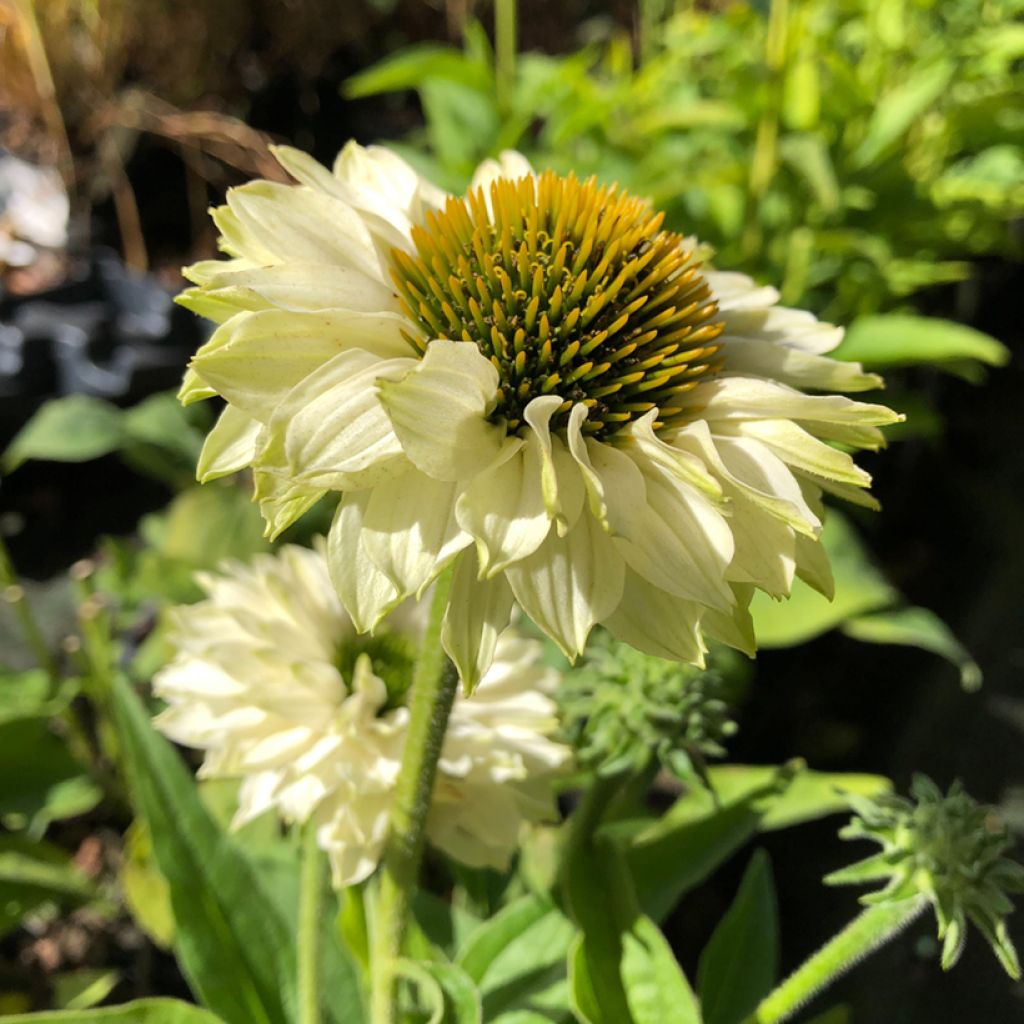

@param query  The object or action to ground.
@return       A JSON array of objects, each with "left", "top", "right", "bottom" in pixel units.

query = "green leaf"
[
  {"left": 120, "top": 392, "right": 207, "bottom": 485},
  {"left": 419, "top": 961, "right": 482, "bottom": 1024},
  {"left": 567, "top": 935, "right": 606, "bottom": 1024},
  {"left": 624, "top": 764, "right": 890, "bottom": 922},
  {"left": 122, "top": 393, "right": 204, "bottom": 462},
  {"left": 344, "top": 45, "right": 491, "bottom": 98},
  {"left": 833, "top": 315, "right": 1009, "bottom": 379},
  {"left": 620, "top": 916, "right": 702, "bottom": 1024},
  {"left": 109, "top": 674, "right": 365, "bottom": 1024},
  {"left": 457, "top": 893, "right": 556, "bottom": 983},
  {"left": 749, "top": 769, "right": 891, "bottom": 832},
  {"left": 52, "top": 969, "right": 121, "bottom": 1011},
  {"left": 851, "top": 61, "right": 955, "bottom": 167},
  {"left": 697, "top": 851, "right": 778, "bottom": 1024},
  {"left": 0, "top": 716, "right": 102, "bottom": 829},
  {"left": 0, "top": 835, "right": 98, "bottom": 939},
  {"left": 156, "top": 485, "right": 270, "bottom": 567},
  {"left": 842, "top": 606, "right": 982, "bottom": 690},
  {"left": 3, "top": 396, "right": 124, "bottom": 472},
  {"left": 780, "top": 135, "right": 840, "bottom": 212},
  {"left": 1, "top": 999, "right": 226, "bottom": 1023},
  {"left": 119, "top": 821, "right": 175, "bottom": 949},
  {"left": 563, "top": 821, "right": 637, "bottom": 1022},
  {"left": 0, "top": 834, "right": 96, "bottom": 901},
  {"left": 0, "top": 669, "right": 62, "bottom": 723},
  {"left": 490, "top": 1013, "right": 559, "bottom": 1024},
  {"left": 457, "top": 894, "right": 574, "bottom": 1019},
  {"left": 626, "top": 790, "right": 768, "bottom": 924},
  {"left": 750, "top": 513, "right": 896, "bottom": 648}
]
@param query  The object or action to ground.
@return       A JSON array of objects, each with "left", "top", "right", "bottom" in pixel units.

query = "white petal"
[
  {"left": 178, "top": 366, "right": 216, "bottom": 405},
  {"left": 676, "top": 376, "right": 901, "bottom": 428},
  {"left": 254, "top": 472, "right": 325, "bottom": 540},
  {"left": 795, "top": 531, "right": 835, "bottom": 599},
  {"left": 455, "top": 437, "right": 552, "bottom": 575},
  {"left": 619, "top": 410, "right": 723, "bottom": 501},
  {"left": 609, "top": 449, "right": 735, "bottom": 610},
  {"left": 672, "top": 421, "right": 820, "bottom": 536},
  {"left": 523, "top": 396, "right": 585, "bottom": 534},
  {"left": 582, "top": 435, "right": 647, "bottom": 535},
  {"left": 197, "top": 405, "right": 260, "bottom": 481},
  {"left": 705, "top": 270, "right": 780, "bottom": 311},
  {"left": 219, "top": 181, "right": 387, "bottom": 281},
  {"left": 731, "top": 419, "right": 873, "bottom": 488},
  {"left": 603, "top": 570, "right": 707, "bottom": 664},
  {"left": 189, "top": 309, "right": 415, "bottom": 420},
  {"left": 718, "top": 301, "right": 845, "bottom": 355},
  {"left": 257, "top": 348, "right": 414, "bottom": 490},
  {"left": 701, "top": 586, "right": 757, "bottom": 657},
  {"left": 725, "top": 503, "right": 797, "bottom": 597},
  {"left": 506, "top": 510, "right": 625, "bottom": 659},
  {"left": 198, "top": 262, "right": 401, "bottom": 316},
  {"left": 361, "top": 467, "right": 471, "bottom": 598},
  {"left": 469, "top": 151, "right": 535, "bottom": 195},
  {"left": 441, "top": 549, "right": 515, "bottom": 691},
  {"left": 326, "top": 493, "right": 401, "bottom": 632},
  {"left": 722, "top": 337, "right": 882, "bottom": 392},
  {"left": 333, "top": 141, "right": 447, "bottom": 224},
  {"left": 378, "top": 340, "right": 505, "bottom": 481}
]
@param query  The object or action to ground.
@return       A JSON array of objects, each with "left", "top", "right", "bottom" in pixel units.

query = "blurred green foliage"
[{"left": 347, "top": 0, "right": 1024, "bottom": 323}]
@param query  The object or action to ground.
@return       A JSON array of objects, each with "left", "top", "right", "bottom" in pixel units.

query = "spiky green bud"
[
  {"left": 826, "top": 774, "right": 1024, "bottom": 978},
  {"left": 556, "top": 633, "right": 737, "bottom": 783}
]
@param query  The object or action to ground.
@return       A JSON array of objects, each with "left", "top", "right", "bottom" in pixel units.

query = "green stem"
[
  {"left": 370, "top": 567, "right": 459, "bottom": 1024},
  {"left": 0, "top": 536, "right": 59, "bottom": 686},
  {"left": 741, "top": 897, "right": 929, "bottom": 1024},
  {"left": 298, "top": 822, "right": 325, "bottom": 1024},
  {"left": 494, "top": 0, "right": 517, "bottom": 119}
]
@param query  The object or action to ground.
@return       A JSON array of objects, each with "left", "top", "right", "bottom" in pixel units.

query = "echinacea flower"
[
  {"left": 152, "top": 544, "right": 570, "bottom": 887},
  {"left": 179, "top": 144, "right": 900, "bottom": 685}
]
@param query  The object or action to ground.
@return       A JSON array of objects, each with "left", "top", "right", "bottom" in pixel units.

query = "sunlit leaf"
[
  {"left": 833, "top": 315, "right": 1009, "bottom": 379},
  {"left": 3, "top": 397, "right": 124, "bottom": 472},
  {"left": 842, "top": 606, "right": 982, "bottom": 690},
  {"left": 1, "top": 999, "right": 226, "bottom": 1023}
]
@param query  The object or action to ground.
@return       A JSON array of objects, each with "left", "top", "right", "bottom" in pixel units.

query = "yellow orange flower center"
[{"left": 390, "top": 171, "right": 724, "bottom": 439}]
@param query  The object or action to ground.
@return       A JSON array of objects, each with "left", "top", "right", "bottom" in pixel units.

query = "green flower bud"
[
  {"left": 827, "top": 774, "right": 1024, "bottom": 978},
  {"left": 556, "top": 633, "right": 738, "bottom": 783}
]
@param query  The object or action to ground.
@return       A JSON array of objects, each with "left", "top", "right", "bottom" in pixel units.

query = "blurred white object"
[{"left": 0, "top": 152, "right": 69, "bottom": 267}]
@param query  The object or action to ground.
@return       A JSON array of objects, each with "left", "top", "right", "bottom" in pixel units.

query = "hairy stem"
[
  {"left": 298, "top": 822, "right": 325, "bottom": 1024},
  {"left": 741, "top": 897, "right": 929, "bottom": 1024},
  {"left": 369, "top": 567, "right": 458, "bottom": 1024}
]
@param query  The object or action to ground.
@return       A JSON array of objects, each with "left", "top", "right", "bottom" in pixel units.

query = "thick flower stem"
[
  {"left": 370, "top": 567, "right": 458, "bottom": 1024},
  {"left": 741, "top": 896, "right": 929, "bottom": 1024},
  {"left": 298, "top": 821, "right": 325, "bottom": 1024}
]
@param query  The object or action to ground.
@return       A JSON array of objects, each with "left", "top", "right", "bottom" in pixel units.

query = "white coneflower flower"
[
  {"left": 152, "top": 544, "right": 569, "bottom": 887},
  {"left": 179, "top": 144, "right": 900, "bottom": 685}
]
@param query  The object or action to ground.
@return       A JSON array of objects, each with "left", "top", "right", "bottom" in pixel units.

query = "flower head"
[
  {"left": 152, "top": 544, "right": 570, "bottom": 887},
  {"left": 827, "top": 775, "right": 1024, "bottom": 977},
  {"left": 557, "top": 632, "right": 737, "bottom": 783},
  {"left": 180, "top": 143, "right": 901, "bottom": 685}
]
